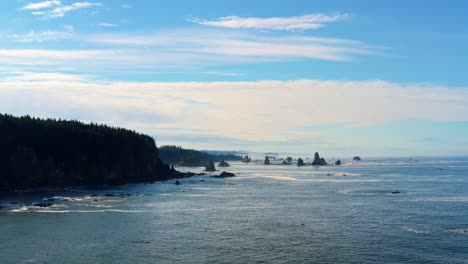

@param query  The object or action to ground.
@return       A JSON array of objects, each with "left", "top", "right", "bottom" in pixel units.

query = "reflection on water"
[{"left": 1, "top": 157, "right": 468, "bottom": 264}]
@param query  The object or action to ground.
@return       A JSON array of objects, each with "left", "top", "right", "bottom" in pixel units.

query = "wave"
[
  {"left": 448, "top": 229, "right": 468, "bottom": 235},
  {"left": 402, "top": 226, "right": 431, "bottom": 234}
]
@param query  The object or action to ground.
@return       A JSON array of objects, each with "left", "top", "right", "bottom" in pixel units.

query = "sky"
[{"left": 1, "top": 0, "right": 468, "bottom": 157}]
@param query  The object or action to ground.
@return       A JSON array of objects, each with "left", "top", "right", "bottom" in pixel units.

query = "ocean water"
[{"left": 1, "top": 157, "right": 468, "bottom": 264}]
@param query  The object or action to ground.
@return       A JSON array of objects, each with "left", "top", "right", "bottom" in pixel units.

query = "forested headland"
[
  {"left": 159, "top": 145, "right": 242, "bottom": 166},
  {"left": 0, "top": 114, "right": 188, "bottom": 193}
]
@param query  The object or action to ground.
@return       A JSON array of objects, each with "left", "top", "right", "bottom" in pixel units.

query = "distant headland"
[{"left": 0, "top": 114, "right": 194, "bottom": 194}]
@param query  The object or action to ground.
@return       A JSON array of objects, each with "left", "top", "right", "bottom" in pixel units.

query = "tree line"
[{"left": 0, "top": 114, "right": 178, "bottom": 193}]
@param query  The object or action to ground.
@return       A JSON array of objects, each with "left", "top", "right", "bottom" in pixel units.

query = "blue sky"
[{"left": 1, "top": 0, "right": 468, "bottom": 156}]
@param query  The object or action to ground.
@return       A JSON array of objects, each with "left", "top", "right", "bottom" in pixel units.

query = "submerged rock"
[
  {"left": 218, "top": 160, "right": 230, "bottom": 167},
  {"left": 353, "top": 156, "right": 362, "bottom": 161},
  {"left": 297, "top": 158, "right": 305, "bottom": 166},
  {"left": 312, "top": 152, "right": 327, "bottom": 166},
  {"left": 205, "top": 160, "right": 216, "bottom": 171},
  {"left": 104, "top": 193, "right": 115, "bottom": 197},
  {"left": 391, "top": 191, "right": 400, "bottom": 194},
  {"left": 212, "top": 171, "right": 236, "bottom": 178},
  {"left": 335, "top": 160, "right": 342, "bottom": 166}
]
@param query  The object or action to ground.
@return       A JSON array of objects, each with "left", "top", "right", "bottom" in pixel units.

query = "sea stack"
[
  {"left": 353, "top": 156, "right": 362, "bottom": 161},
  {"left": 335, "top": 160, "right": 342, "bottom": 166},
  {"left": 312, "top": 152, "right": 327, "bottom": 166},
  {"left": 205, "top": 160, "right": 216, "bottom": 171},
  {"left": 297, "top": 158, "right": 305, "bottom": 166},
  {"left": 218, "top": 160, "right": 230, "bottom": 167},
  {"left": 264, "top": 156, "right": 271, "bottom": 165},
  {"left": 242, "top": 155, "right": 251, "bottom": 163}
]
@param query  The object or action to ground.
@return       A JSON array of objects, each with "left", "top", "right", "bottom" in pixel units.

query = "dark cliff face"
[{"left": 0, "top": 114, "right": 176, "bottom": 193}]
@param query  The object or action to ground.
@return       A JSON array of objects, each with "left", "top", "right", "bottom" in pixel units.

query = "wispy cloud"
[
  {"left": 19, "top": 1, "right": 101, "bottom": 18},
  {"left": 98, "top": 23, "right": 118, "bottom": 27},
  {"left": 189, "top": 13, "right": 349, "bottom": 31},
  {"left": 20, "top": 1, "right": 61, "bottom": 10},
  {"left": 0, "top": 29, "right": 379, "bottom": 72},
  {"left": 121, "top": 4, "right": 132, "bottom": 8},
  {"left": 5, "top": 25, "right": 74, "bottom": 42}
]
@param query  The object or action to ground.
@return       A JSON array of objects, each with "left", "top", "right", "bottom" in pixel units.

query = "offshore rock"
[
  {"left": 205, "top": 160, "right": 216, "bottom": 171},
  {"left": 297, "top": 158, "right": 305, "bottom": 166},
  {"left": 218, "top": 160, "right": 230, "bottom": 167},
  {"left": 212, "top": 171, "right": 236, "bottom": 178},
  {"left": 312, "top": 152, "right": 327, "bottom": 166}
]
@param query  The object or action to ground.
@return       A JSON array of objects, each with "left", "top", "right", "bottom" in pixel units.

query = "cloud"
[
  {"left": 1, "top": 75, "right": 468, "bottom": 153},
  {"left": 189, "top": 13, "right": 349, "bottom": 31},
  {"left": 19, "top": 1, "right": 101, "bottom": 18},
  {"left": 5, "top": 25, "right": 74, "bottom": 42},
  {"left": 98, "top": 23, "right": 118, "bottom": 27},
  {"left": 121, "top": 4, "right": 132, "bottom": 8},
  {"left": 20, "top": 1, "right": 61, "bottom": 10},
  {"left": 0, "top": 29, "right": 379, "bottom": 73}
]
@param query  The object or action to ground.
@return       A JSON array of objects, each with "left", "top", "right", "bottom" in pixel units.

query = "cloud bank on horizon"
[{"left": 1, "top": 0, "right": 468, "bottom": 156}]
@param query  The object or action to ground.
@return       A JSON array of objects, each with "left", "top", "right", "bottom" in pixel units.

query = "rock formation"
[
  {"left": 218, "top": 160, "right": 230, "bottom": 167},
  {"left": 297, "top": 158, "right": 305, "bottom": 166},
  {"left": 205, "top": 160, "right": 216, "bottom": 171},
  {"left": 212, "top": 171, "right": 236, "bottom": 178},
  {"left": 353, "top": 156, "right": 362, "bottom": 161},
  {"left": 264, "top": 156, "right": 270, "bottom": 165},
  {"left": 242, "top": 155, "right": 251, "bottom": 163},
  {"left": 312, "top": 152, "right": 327, "bottom": 166},
  {"left": 335, "top": 160, "right": 342, "bottom": 165}
]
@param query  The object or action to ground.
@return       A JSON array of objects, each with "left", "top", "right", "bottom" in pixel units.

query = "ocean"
[{"left": 1, "top": 157, "right": 468, "bottom": 264}]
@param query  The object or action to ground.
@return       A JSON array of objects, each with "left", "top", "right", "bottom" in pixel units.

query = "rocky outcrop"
[
  {"left": 212, "top": 171, "right": 236, "bottom": 178},
  {"left": 175, "top": 180, "right": 181, "bottom": 185},
  {"left": 353, "top": 156, "right": 362, "bottom": 161},
  {"left": 312, "top": 152, "right": 327, "bottom": 166},
  {"left": 335, "top": 160, "right": 342, "bottom": 166},
  {"left": 218, "top": 160, "right": 230, "bottom": 167},
  {"left": 264, "top": 156, "right": 270, "bottom": 165},
  {"left": 297, "top": 158, "right": 305, "bottom": 166},
  {"left": 282, "top": 160, "right": 288, "bottom": 165},
  {"left": 242, "top": 155, "right": 251, "bottom": 163},
  {"left": 205, "top": 160, "right": 216, "bottom": 171}
]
